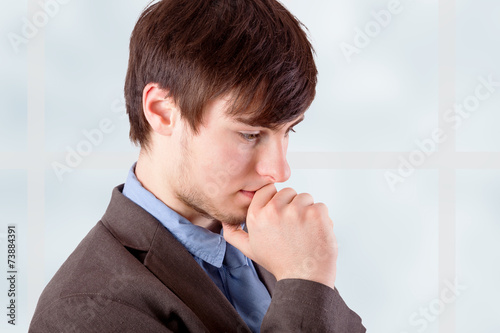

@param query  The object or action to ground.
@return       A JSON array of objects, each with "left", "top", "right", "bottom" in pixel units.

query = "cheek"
[
  {"left": 224, "top": 152, "right": 252, "bottom": 178},
  {"left": 205, "top": 147, "right": 254, "bottom": 191},
  {"left": 223, "top": 140, "right": 256, "bottom": 172},
  {"left": 194, "top": 130, "right": 256, "bottom": 188}
]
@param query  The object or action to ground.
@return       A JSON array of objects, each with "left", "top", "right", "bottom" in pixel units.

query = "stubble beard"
[{"left": 173, "top": 132, "right": 246, "bottom": 227}]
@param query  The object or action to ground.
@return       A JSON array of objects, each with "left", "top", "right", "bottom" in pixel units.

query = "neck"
[{"left": 135, "top": 150, "right": 221, "bottom": 233}]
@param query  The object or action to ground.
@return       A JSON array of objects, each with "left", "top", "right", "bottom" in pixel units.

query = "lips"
[{"left": 239, "top": 190, "right": 256, "bottom": 199}]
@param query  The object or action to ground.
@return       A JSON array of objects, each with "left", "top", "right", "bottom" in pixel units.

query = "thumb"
[{"left": 222, "top": 223, "right": 254, "bottom": 260}]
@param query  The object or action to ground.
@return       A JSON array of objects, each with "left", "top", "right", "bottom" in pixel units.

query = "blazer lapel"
[
  {"left": 102, "top": 185, "right": 249, "bottom": 333},
  {"left": 145, "top": 225, "right": 249, "bottom": 332}
]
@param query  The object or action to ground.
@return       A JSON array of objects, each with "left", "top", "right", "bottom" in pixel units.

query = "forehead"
[{"left": 207, "top": 93, "right": 305, "bottom": 130}]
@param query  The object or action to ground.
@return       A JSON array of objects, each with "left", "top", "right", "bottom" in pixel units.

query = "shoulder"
[{"left": 30, "top": 221, "right": 187, "bottom": 332}]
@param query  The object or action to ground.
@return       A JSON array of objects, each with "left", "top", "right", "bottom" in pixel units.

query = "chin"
[
  {"left": 216, "top": 208, "right": 247, "bottom": 226},
  {"left": 220, "top": 219, "right": 244, "bottom": 227}
]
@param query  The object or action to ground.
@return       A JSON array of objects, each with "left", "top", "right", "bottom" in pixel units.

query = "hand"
[{"left": 222, "top": 184, "right": 338, "bottom": 290}]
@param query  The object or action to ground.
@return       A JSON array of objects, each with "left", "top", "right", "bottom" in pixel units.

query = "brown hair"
[{"left": 125, "top": 0, "right": 317, "bottom": 148}]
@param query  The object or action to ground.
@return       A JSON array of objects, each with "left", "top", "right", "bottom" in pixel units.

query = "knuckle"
[
  {"left": 313, "top": 202, "right": 329, "bottom": 216},
  {"left": 297, "top": 192, "right": 314, "bottom": 202},
  {"left": 287, "top": 201, "right": 302, "bottom": 217},
  {"left": 303, "top": 206, "right": 321, "bottom": 220},
  {"left": 313, "top": 202, "right": 328, "bottom": 210},
  {"left": 263, "top": 203, "right": 281, "bottom": 222},
  {"left": 280, "top": 187, "right": 297, "bottom": 196},
  {"left": 303, "top": 203, "right": 329, "bottom": 221},
  {"left": 267, "top": 199, "right": 280, "bottom": 212}
]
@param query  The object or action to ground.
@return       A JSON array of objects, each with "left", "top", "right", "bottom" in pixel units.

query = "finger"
[
  {"left": 290, "top": 192, "right": 314, "bottom": 207},
  {"left": 313, "top": 203, "right": 331, "bottom": 221},
  {"left": 309, "top": 203, "right": 334, "bottom": 228},
  {"left": 271, "top": 187, "right": 298, "bottom": 208},
  {"left": 221, "top": 223, "right": 254, "bottom": 260},
  {"left": 248, "top": 183, "right": 278, "bottom": 211}
]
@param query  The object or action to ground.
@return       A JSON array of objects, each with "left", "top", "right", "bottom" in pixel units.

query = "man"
[{"left": 30, "top": 0, "right": 365, "bottom": 331}]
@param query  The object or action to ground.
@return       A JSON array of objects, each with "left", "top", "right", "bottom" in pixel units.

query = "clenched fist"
[{"left": 222, "top": 184, "right": 338, "bottom": 290}]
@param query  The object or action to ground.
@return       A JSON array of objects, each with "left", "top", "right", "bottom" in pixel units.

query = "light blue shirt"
[{"left": 122, "top": 163, "right": 271, "bottom": 332}]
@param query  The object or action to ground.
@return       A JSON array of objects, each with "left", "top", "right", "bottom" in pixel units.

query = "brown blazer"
[{"left": 29, "top": 185, "right": 366, "bottom": 332}]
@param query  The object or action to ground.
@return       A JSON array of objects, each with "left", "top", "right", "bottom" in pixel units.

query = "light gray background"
[{"left": 1, "top": 0, "right": 499, "bottom": 332}]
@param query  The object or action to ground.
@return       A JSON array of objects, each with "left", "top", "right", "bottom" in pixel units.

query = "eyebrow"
[{"left": 234, "top": 115, "right": 305, "bottom": 131}]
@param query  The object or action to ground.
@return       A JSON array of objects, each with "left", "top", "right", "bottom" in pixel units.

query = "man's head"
[
  {"left": 125, "top": 0, "right": 317, "bottom": 227},
  {"left": 125, "top": 0, "right": 317, "bottom": 148}
]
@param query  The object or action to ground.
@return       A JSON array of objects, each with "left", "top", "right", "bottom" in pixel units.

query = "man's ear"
[{"left": 142, "top": 83, "right": 179, "bottom": 136}]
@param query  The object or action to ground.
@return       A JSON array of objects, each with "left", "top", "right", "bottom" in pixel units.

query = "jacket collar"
[
  {"left": 123, "top": 165, "right": 227, "bottom": 268},
  {"left": 101, "top": 185, "right": 251, "bottom": 332}
]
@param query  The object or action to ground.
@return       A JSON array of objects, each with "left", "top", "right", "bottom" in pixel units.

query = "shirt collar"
[{"left": 122, "top": 163, "right": 226, "bottom": 268}]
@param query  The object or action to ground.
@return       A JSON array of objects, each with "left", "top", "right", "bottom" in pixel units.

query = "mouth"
[{"left": 239, "top": 190, "right": 256, "bottom": 199}]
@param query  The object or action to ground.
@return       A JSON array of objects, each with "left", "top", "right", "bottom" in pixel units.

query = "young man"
[{"left": 30, "top": 0, "right": 365, "bottom": 331}]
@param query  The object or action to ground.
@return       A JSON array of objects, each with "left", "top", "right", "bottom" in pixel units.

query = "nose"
[{"left": 255, "top": 137, "right": 291, "bottom": 183}]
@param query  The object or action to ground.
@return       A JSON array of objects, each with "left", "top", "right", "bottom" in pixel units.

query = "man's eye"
[{"left": 239, "top": 132, "right": 260, "bottom": 142}]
